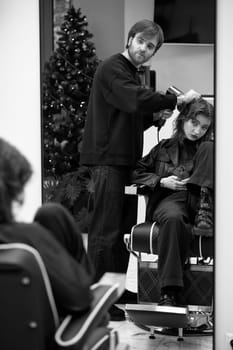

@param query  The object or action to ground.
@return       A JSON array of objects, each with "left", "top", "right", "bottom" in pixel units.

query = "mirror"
[
  {"left": 40, "top": 0, "right": 215, "bottom": 345},
  {"left": 40, "top": 0, "right": 215, "bottom": 225}
]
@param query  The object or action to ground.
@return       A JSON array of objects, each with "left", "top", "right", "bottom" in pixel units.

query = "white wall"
[
  {"left": 215, "top": 0, "right": 233, "bottom": 347},
  {"left": 0, "top": 0, "right": 41, "bottom": 221},
  {"left": 72, "top": 0, "right": 125, "bottom": 60}
]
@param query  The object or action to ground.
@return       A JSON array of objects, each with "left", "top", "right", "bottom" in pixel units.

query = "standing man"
[{"left": 80, "top": 19, "right": 199, "bottom": 320}]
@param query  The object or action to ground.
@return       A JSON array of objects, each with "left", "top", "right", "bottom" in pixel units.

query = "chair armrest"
[
  {"left": 55, "top": 273, "right": 125, "bottom": 349},
  {"left": 123, "top": 234, "right": 138, "bottom": 258},
  {"left": 125, "top": 185, "right": 149, "bottom": 224},
  {"left": 125, "top": 184, "right": 148, "bottom": 196}
]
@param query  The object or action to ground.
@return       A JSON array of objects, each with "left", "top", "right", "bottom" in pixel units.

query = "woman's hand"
[{"left": 160, "top": 176, "right": 190, "bottom": 191}]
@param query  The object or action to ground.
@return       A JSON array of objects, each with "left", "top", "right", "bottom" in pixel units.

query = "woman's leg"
[
  {"left": 188, "top": 141, "right": 214, "bottom": 190},
  {"left": 34, "top": 202, "right": 94, "bottom": 277},
  {"left": 188, "top": 141, "right": 214, "bottom": 235},
  {"left": 152, "top": 191, "right": 192, "bottom": 291}
]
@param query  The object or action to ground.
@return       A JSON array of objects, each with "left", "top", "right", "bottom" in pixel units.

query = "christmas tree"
[
  {"left": 42, "top": 6, "right": 99, "bottom": 176},
  {"left": 42, "top": 6, "right": 99, "bottom": 228}
]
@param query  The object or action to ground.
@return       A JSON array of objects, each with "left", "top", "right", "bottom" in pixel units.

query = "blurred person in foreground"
[{"left": 0, "top": 137, "right": 97, "bottom": 318}]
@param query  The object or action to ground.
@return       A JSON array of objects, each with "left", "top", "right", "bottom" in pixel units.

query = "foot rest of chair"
[{"left": 125, "top": 303, "right": 189, "bottom": 329}]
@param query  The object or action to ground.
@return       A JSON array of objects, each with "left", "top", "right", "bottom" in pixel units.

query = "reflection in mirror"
[{"left": 40, "top": 1, "right": 215, "bottom": 347}]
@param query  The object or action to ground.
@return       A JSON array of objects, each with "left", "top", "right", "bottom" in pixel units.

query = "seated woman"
[
  {"left": 131, "top": 97, "right": 214, "bottom": 306},
  {"left": 0, "top": 137, "right": 95, "bottom": 317}
]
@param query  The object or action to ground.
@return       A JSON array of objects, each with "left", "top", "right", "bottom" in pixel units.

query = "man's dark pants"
[{"left": 88, "top": 165, "right": 131, "bottom": 282}]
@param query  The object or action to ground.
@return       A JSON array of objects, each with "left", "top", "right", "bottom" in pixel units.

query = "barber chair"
[
  {"left": 0, "top": 243, "right": 129, "bottom": 350},
  {"left": 124, "top": 185, "right": 214, "bottom": 341}
]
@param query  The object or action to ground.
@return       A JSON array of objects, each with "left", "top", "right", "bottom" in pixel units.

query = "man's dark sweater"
[{"left": 80, "top": 53, "right": 177, "bottom": 167}]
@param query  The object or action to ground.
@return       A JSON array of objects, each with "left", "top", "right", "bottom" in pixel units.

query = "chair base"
[
  {"left": 133, "top": 322, "right": 213, "bottom": 338},
  {"left": 125, "top": 303, "right": 188, "bottom": 341},
  {"left": 125, "top": 303, "right": 213, "bottom": 341},
  {"left": 125, "top": 303, "right": 189, "bottom": 329}
]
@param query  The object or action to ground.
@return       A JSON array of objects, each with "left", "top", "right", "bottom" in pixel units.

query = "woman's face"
[{"left": 183, "top": 114, "right": 211, "bottom": 141}]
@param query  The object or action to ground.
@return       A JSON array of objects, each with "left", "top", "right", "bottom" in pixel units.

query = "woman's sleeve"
[{"left": 131, "top": 144, "right": 162, "bottom": 188}]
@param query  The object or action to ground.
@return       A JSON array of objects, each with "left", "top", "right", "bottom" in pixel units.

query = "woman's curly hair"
[
  {"left": 172, "top": 97, "right": 214, "bottom": 144},
  {"left": 0, "top": 138, "right": 32, "bottom": 223}
]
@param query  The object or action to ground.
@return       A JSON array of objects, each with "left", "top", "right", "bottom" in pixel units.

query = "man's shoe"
[
  {"left": 117, "top": 290, "right": 137, "bottom": 304},
  {"left": 109, "top": 305, "right": 125, "bottom": 321},
  {"left": 193, "top": 187, "right": 213, "bottom": 237},
  {"left": 158, "top": 294, "right": 177, "bottom": 307}
]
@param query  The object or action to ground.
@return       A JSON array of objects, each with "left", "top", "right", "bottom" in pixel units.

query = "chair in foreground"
[
  {"left": 0, "top": 243, "right": 129, "bottom": 350},
  {"left": 124, "top": 185, "right": 213, "bottom": 341}
]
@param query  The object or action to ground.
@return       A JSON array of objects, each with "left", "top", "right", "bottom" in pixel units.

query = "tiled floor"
[{"left": 110, "top": 305, "right": 213, "bottom": 350}]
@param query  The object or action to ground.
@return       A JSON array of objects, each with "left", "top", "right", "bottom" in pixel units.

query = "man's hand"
[
  {"left": 153, "top": 109, "right": 174, "bottom": 130},
  {"left": 160, "top": 176, "right": 190, "bottom": 191},
  {"left": 153, "top": 109, "right": 173, "bottom": 122},
  {"left": 177, "top": 89, "right": 201, "bottom": 106}
]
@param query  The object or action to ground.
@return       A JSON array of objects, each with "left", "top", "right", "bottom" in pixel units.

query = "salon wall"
[
  {"left": 72, "top": 0, "right": 125, "bottom": 60},
  {"left": 0, "top": 0, "right": 41, "bottom": 221}
]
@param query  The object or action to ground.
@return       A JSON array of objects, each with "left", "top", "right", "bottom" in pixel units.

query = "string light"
[{"left": 56, "top": 51, "right": 96, "bottom": 81}]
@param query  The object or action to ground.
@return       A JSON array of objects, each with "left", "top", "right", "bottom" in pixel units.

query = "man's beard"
[{"left": 128, "top": 48, "right": 146, "bottom": 67}]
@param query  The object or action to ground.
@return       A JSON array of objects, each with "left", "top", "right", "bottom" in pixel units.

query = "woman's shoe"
[
  {"left": 158, "top": 293, "right": 177, "bottom": 307},
  {"left": 193, "top": 187, "right": 213, "bottom": 237}
]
